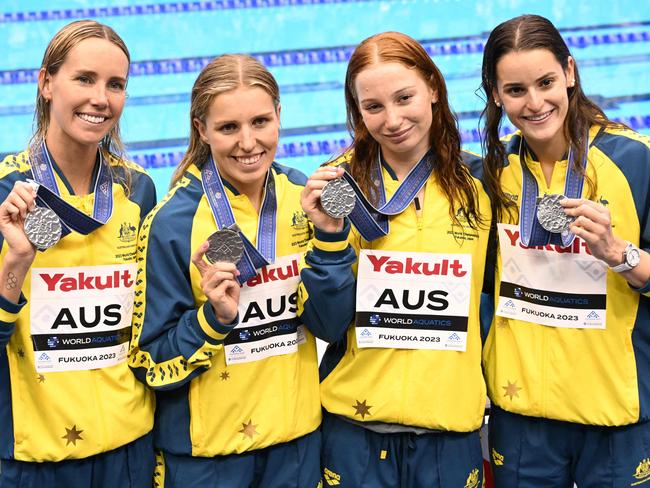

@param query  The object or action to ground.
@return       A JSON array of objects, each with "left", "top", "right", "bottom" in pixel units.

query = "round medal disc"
[
  {"left": 320, "top": 178, "right": 356, "bottom": 219},
  {"left": 24, "top": 207, "right": 62, "bottom": 251},
  {"left": 536, "top": 193, "right": 574, "bottom": 234},
  {"left": 205, "top": 228, "right": 244, "bottom": 265}
]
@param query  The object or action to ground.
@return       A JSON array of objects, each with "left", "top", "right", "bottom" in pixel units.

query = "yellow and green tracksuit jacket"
[
  {"left": 484, "top": 125, "right": 650, "bottom": 426},
  {"left": 129, "top": 162, "right": 321, "bottom": 457},
  {"left": 0, "top": 150, "right": 156, "bottom": 462},
  {"left": 298, "top": 152, "right": 491, "bottom": 432}
]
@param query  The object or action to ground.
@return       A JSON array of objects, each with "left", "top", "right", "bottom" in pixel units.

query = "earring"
[
  {"left": 569, "top": 79, "right": 575, "bottom": 87},
  {"left": 494, "top": 100, "right": 501, "bottom": 108}
]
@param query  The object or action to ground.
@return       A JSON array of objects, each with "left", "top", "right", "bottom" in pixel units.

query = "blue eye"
[
  {"left": 108, "top": 80, "right": 126, "bottom": 92},
  {"left": 219, "top": 124, "right": 237, "bottom": 133}
]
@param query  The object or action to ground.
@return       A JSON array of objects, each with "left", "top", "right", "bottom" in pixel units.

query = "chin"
[
  {"left": 75, "top": 129, "right": 110, "bottom": 146},
  {"left": 525, "top": 127, "right": 561, "bottom": 146}
]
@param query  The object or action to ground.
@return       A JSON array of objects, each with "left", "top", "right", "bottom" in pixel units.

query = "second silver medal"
[
  {"left": 205, "top": 228, "right": 245, "bottom": 265},
  {"left": 320, "top": 177, "right": 356, "bottom": 219}
]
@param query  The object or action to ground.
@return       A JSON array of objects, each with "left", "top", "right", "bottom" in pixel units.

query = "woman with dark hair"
[
  {"left": 299, "top": 31, "right": 491, "bottom": 487},
  {"left": 0, "top": 20, "right": 156, "bottom": 487},
  {"left": 129, "top": 54, "right": 321, "bottom": 487},
  {"left": 480, "top": 14, "right": 650, "bottom": 487}
]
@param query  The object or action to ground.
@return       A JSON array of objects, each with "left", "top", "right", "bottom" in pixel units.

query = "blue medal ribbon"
[
  {"left": 339, "top": 150, "right": 434, "bottom": 242},
  {"left": 519, "top": 137, "right": 587, "bottom": 247},
  {"left": 28, "top": 142, "right": 114, "bottom": 246},
  {"left": 201, "top": 155, "right": 277, "bottom": 284}
]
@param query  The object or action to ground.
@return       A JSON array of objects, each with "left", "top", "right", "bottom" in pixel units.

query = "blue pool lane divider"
[
  {"left": 0, "top": 0, "right": 375, "bottom": 23},
  {"left": 1, "top": 28, "right": 649, "bottom": 86}
]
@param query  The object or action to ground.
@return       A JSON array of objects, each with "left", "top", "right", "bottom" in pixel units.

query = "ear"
[
  {"left": 38, "top": 68, "right": 52, "bottom": 101},
  {"left": 565, "top": 56, "right": 576, "bottom": 86},
  {"left": 492, "top": 87, "right": 501, "bottom": 107},
  {"left": 193, "top": 118, "right": 208, "bottom": 144},
  {"left": 425, "top": 77, "right": 438, "bottom": 105}
]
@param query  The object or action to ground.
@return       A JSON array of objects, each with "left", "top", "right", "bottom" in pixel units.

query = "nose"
[
  {"left": 90, "top": 85, "right": 108, "bottom": 108},
  {"left": 384, "top": 105, "right": 402, "bottom": 131},
  {"left": 526, "top": 89, "right": 544, "bottom": 112},
  {"left": 238, "top": 126, "right": 256, "bottom": 152}
]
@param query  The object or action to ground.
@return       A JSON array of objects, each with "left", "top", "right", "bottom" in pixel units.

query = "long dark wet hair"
[{"left": 480, "top": 14, "right": 618, "bottom": 221}]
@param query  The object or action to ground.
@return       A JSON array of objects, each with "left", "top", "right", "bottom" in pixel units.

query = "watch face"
[{"left": 627, "top": 247, "right": 641, "bottom": 267}]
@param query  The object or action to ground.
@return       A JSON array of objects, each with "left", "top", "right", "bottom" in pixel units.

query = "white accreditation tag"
[
  {"left": 495, "top": 223, "right": 607, "bottom": 328},
  {"left": 224, "top": 254, "right": 306, "bottom": 365},
  {"left": 355, "top": 250, "right": 472, "bottom": 351},
  {"left": 30, "top": 264, "right": 136, "bottom": 372}
]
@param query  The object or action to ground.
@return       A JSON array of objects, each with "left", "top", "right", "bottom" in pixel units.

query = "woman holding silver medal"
[
  {"left": 129, "top": 54, "right": 321, "bottom": 487},
  {"left": 299, "top": 32, "right": 491, "bottom": 487},
  {"left": 0, "top": 20, "right": 156, "bottom": 488},
  {"left": 480, "top": 14, "right": 650, "bottom": 487}
]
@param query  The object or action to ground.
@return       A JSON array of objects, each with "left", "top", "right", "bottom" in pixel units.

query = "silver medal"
[
  {"left": 24, "top": 207, "right": 62, "bottom": 250},
  {"left": 320, "top": 178, "right": 356, "bottom": 219},
  {"left": 536, "top": 193, "right": 574, "bottom": 234},
  {"left": 205, "top": 228, "right": 244, "bottom": 264}
]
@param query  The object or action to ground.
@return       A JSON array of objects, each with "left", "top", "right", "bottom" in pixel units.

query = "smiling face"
[
  {"left": 40, "top": 37, "right": 129, "bottom": 154},
  {"left": 354, "top": 61, "right": 436, "bottom": 169},
  {"left": 195, "top": 85, "right": 280, "bottom": 199},
  {"left": 493, "top": 48, "right": 575, "bottom": 160}
]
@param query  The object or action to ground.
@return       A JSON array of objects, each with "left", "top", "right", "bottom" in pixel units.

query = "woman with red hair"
[{"left": 299, "top": 31, "right": 491, "bottom": 487}]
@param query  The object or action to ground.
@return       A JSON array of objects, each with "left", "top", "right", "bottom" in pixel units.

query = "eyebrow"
[
  {"left": 359, "top": 85, "right": 417, "bottom": 104},
  {"left": 211, "top": 110, "right": 276, "bottom": 126},
  {"left": 501, "top": 72, "right": 556, "bottom": 89},
  {"left": 73, "top": 69, "right": 128, "bottom": 84}
]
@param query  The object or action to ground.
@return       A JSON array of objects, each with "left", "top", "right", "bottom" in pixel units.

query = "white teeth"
[
  {"left": 525, "top": 111, "right": 552, "bottom": 121},
  {"left": 235, "top": 154, "right": 262, "bottom": 165},
  {"left": 77, "top": 113, "right": 106, "bottom": 124}
]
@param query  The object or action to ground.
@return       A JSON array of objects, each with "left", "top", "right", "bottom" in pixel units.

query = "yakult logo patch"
[
  {"left": 365, "top": 254, "right": 468, "bottom": 277},
  {"left": 30, "top": 264, "right": 136, "bottom": 373},
  {"left": 38, "top": 269, "right": 134, "bottom": 292}
]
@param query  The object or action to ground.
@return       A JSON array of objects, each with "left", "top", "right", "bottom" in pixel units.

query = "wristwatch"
[{"left": 610, "top": 241, "right": 641, "bottom": 273}]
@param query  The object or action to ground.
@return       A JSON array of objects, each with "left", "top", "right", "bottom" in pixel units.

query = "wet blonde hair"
[
  {"left": 170, "top": 54, "right": 280, "bottom": 187},
  {"left": 32, "top": 20, "right": 132, "bottom": 187}
]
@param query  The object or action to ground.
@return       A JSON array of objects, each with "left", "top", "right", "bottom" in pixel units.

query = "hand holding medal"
[
  {"left": 301, "top": 165, "right": 347, "bottom": 233},
  {"left": 560, "top": 197, "right": 625, "bottom": 265},
  {"left": 0, "top": 181, "right": 40, "bottom": 259},
  {"left": 191, "top": 230, "right": 242, "bottom": 325}
]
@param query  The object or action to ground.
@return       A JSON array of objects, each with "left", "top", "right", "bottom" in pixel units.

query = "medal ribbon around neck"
[
  {"left": 338, "top": 150, "right": 434, "bottom": 242},
  {"left": 28, "top": 141, "right": 114, "bottom": 247},
  {"left": 519, "top": 136, "right": 587, "bottom": 247},
  {"left": 201, "top": 155, "right": 277, "bottom": 284}
]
